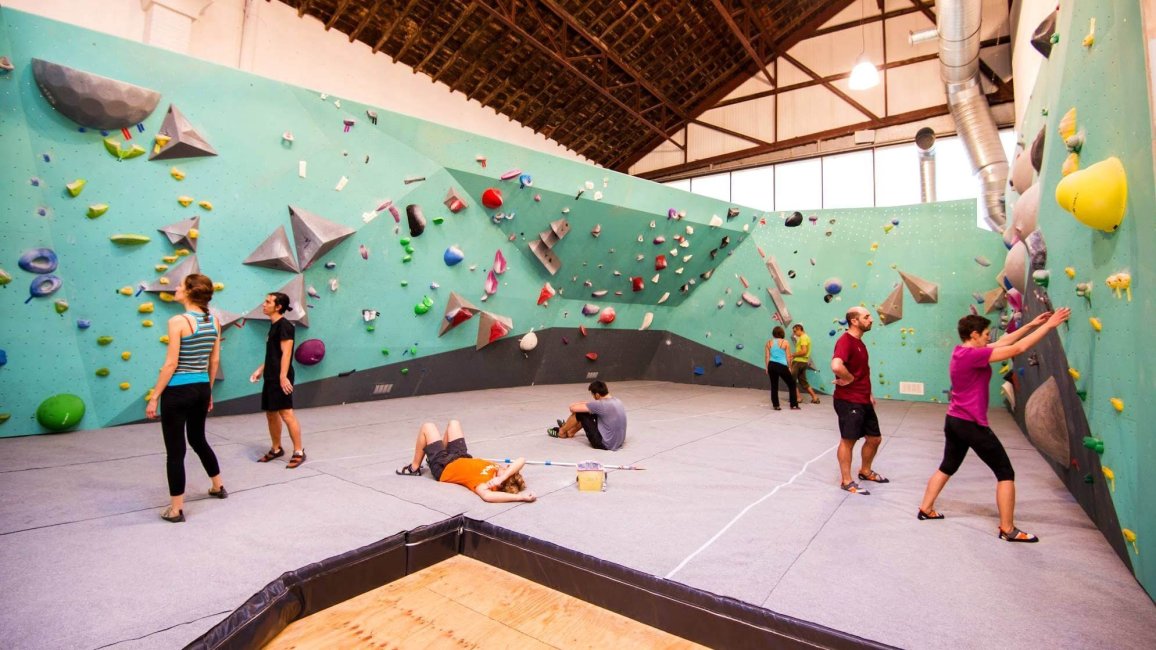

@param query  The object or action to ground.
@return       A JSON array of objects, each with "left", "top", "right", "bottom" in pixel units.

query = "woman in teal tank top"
[
  {"left": 145, "top": 273, "right": 226, "bottom": 522},
  {"left": 764, "top": 326, "right": 799, "bottom": 410}
]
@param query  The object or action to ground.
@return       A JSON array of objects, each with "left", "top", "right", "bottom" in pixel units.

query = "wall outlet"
[
  {"left": 586, "top": 372, "right": 599, "bottom": 379},
  {"left": 899, "top": 381, "right": 924, "bottom": 396},
  {"left": 372, "top": 383, "right": 393, "bottom": 395}
]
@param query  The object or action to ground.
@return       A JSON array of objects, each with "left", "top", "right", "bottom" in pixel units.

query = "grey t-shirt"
[{"left": 586, "top": 397, "right": 627, "bottom": 450}]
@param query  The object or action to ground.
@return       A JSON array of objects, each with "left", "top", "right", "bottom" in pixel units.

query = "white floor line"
[{"left": 664, "top": 442, "right": 838, "bottom": 580}]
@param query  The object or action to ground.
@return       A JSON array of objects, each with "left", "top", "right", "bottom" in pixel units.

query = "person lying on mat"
[
  {"left": 917, "top": 308, "right": 1070, "bottom": 543},
  {"left": 546, "top": 380, "right": 626, "bottom": 450},
  {"left": 396, "top": 420, "right": 536, "bottom": 503}
]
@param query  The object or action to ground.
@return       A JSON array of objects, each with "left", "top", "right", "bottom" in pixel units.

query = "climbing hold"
[
  {"left": 824, "top": 278, "right": 843, "bottom": 295},
  {"left": 63, "top": 179, "right": 88, "bottom": 197},
  {"left": 141, "top": 320, "right": 153, "bottom": 327},
  {"left": 1076, "top": 282, "right": 1093, "bottom": 302},
  {"left": 484, "top": 270, "right": 498, "bottom": 295},
  {"left": 36, "top": 394, "right": 86, "bottom": 432},
  {"left": 170, "top": 167, "right": 186, "bottom": 181},
  {"left": 1032, "top": 270, "right": 1049, "bottom": 287},
  {"left": 1089, "top": 317, "right": 1102, "bottom": 332},
  {"left": 1068, "top": 368, "right": 1080, "bottom": 381},
  {"left": 1061, "top": 152, "right": 1079, "bottom": 177},
  {"left": 581, "top": 304, "right": 599, "bottom": 317},
  {"left": 1055, "top": 157, "right": 1128, "bottom": 232},
  {"left": 95, "top": 367, "right": 110, "bottom": 377},
  {"left": 76, "top": 319, "right": 91, "bottom": 329},
  {"left": 586, "top": 352, "right": 599, "bottom": 362},
  {"left": 295, "top": 339, "right": 326, "bottom": 365},
  {"left": 1082, "top": 436, "right": 1105, "bottom": 454},
  {"left": 110, "top": 234, "right": 151, "bottom": 245},
  {"left": 53, "top": 299, "right": 69, "bottom": 314},
  {"left": 121, "top": 351, "right": 132, "bottom": 361},
  {"left": 598, "top": 307, "right": 616, "bottom": 324},
  {"left": 1105, "top": 273, "right": 1132, "bottom": 301},
  {"left": 655, "top": 255, "right": 667, "bottom": 270},
  {"left": 493, "top": 250, "right": 508, "bottom": 275},
  {"left": 26, "top": 275, "right": 62, "bottom": 302},
  {"left": 443, "top": 188, "right": 468, "bottom": 213},
  {"left": 741, "top": 291, "right": 761, "bottom": 307},
  {"left": 1064, "top": 266, "right": 1076, "bottom": 279},
  {"left": 443, "top": 245, "right": 465, "bottom": 266},
  {"left": 1123, "top": 529, "right": 1139, "bottom": 555},
  {"left": 138, "top": 302, "right": 154, "bottom": 313},
  {"left": 198, "top": 200, "right": 213, "bottom": 211},
  {"left": 639, "top": 312, "right": 654, "bottom": 331},
  {"left": 407, "top": 204, "right": 426, "bottom": 237},
  {"left": 177, "top": 196, "right": 194, "bottom": 207},
  {"left": 414, "top": 295, "right": 435, "bottom": 315},
  {"left": 97, "top": 336, "right": 114, "bottom": 346},
  {"left": 481, "top": 188, "right": 503, "bottom": 209},
  {"left": 693, "top": 366, "right": 705, "bottom": 376},
  {"left": 537, "top": 282, "right": 556, "bottom": 305},
  {"left": 519, "top": 174, "right": 533, "bottom": 189},
  {"left": 19, "top": 248, "right": 59, "bottom": 274},
  {"left": 1110, "top": 397, "right": 1124, "bottom": 413},
  {"left": 785, "top": 212, "right": 803, "bottom": 227}
]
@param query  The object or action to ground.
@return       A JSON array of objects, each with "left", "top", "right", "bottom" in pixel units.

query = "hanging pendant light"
[{"left": 848, "top": 0, "right": 879, "bottom": 90}]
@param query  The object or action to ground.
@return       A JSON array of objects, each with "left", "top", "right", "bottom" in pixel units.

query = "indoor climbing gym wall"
[
  {"left": 0, "top": 8, "right": 1007, "bottom": 445},
  {"left": 1002, "top": 0, "right": 1154, "bottom": 596}
]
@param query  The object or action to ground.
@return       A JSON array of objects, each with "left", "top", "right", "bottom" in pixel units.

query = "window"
[
  {"left": 822, "top": 150, "right": 874, "bottom": 209},
  {"left": 664, "top": 179, "right": 691, "bottom": 192},
  {"left": 873, "top": 143, "right": 922, "bottom": 207},
  {"left": 731, "top": 167, "right": 774, "bottom": 211},
  {"left": 774, "top": 158, "right": 822, "bottom": 212},
  {"left": 690, "top": 173, "right": 730, "bottom": 201}
]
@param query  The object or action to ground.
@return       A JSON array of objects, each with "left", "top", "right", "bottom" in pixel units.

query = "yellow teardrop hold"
[
  {"left": 1055, "top": 157, "right": 1128, "bottom": 233},
  {"left": 1058, "top": 107, "right": 1077, "bottom": 140},
  {"left": 1089, "top": 317, "right": 1102, "bottom": 331},
  {"left": 1060, "top": 152, "right": 1079, "bottom": 177},
  {"left": 1110, "top": 397, "right": 1124, "bottom": 412}
]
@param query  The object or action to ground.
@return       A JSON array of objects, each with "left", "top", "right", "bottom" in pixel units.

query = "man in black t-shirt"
[{"left": 249, "top": 292, "right": 306, "bottom": 468}]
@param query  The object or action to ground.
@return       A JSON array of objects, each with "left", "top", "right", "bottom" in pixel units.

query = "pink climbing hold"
[
  {"left": 484, "top": 270, "right": 498, "bottom": 295},
  {"left": 598, "top": 307, "right": 616, "bottom": 324},
  {"left": 538, "top": 282, "right": 556, "bottom": 305},
  {"left": 294, "top": 339, "right": 326, "bottom": 365},
  {"left": 493, "top": 249, "right": 508, "bottom": 275},
  {"left": 585, "top": 352, "right": 599, "bottom": 361}
]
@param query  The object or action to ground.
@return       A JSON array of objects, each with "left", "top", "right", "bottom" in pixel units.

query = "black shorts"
[
  {"left": 940, "top": 415, "right": 1015, "bottom": 481},
  {"left": 261, "top": 379, "right": 294, "bottom": 412},
  {"left": 424, "top": 438, "right": 471, "bottom": 480},
  {"left": 834, "top": 399, "right": 881, "bottom": 440},
  {"left": 575, "top": 412, "right": 607, "bottom": 450}
]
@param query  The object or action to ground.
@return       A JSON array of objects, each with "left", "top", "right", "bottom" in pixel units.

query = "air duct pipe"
[
  {"left": 938, "top": 0, "right": 1007, "bottom": 229},
  {"left": 915, "top": 127, "right": 937, "bottom": 203}
]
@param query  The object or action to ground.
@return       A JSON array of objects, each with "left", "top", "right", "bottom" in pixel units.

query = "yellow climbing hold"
[
  {"left": 177, "top": 196, "right": 194, "bottom": 207},
  {"left": 87, "top": 204, "right": 109, "bottom": 219},
  {"left": 1123, "top": 529, "right": 1139, "bottom": 555},
  {"left": 159, "top": 335, "right": 170, "bottom": 344},
  {"left": 155, "top": 265, "right": 169, "bottom": 272},
  {"left": 1089, "top": 317, "right": 1102, "bottom": 332},
  {"left": 109, "top": 233, "right": 151, "bottom": 245},
  {"left": 118, "top": 286, "right": 134, "bottom": 296},
  {"left": 1102, "top": 466, "right": 1115, "bottom": 492},
  {"left": 175, "top": 248, "right": 190, "bottom": 257},
  {"left": 212, "top": 282, "right": 225, "bottom": 291},
  {"left": 1110, "top": 397, "right": 1124, "bottom": 412},
  {"left": 171, "top": 167, "right": 186, "bottom": 181},
  {"left": 1106, "top": 272, "right": 1132, "bottom": 301},
  {"left": 138, "top": 302, "right": 154, "bottom": 313},
  {"left": 1055, "top": 157, "right": 1128, "bottom": 233},
  {"left": 1058, "top": 108, "right": 1077, "bottom": 140},
  {"left": 119, "top": 382, "right": 131, "bottom": 391},
  {"left": 159, "top": 278, "right": 170, "bottom": 285},
  {"left": 870, "top": 242, "right": 879, "bottom": 252},
  {"left": 162, "top": 255, "right": 178, "bottom": 264},
  {"left": 1083, "top": 18, "right": 1096, "bottom": 47},
  {"left": 141, "top": 320, "right": 153, "bottom": 328},
  {"left": 153, "top": 134, "right": 171, "bottom": 153},
  {"left": 144, "top": 388, "right": 154, "bottom": 402},
  {"left": 159, "top": 292, "right": 175, "bottom": 302},
  {"left": 188, "top": 229, "right": 199, "bottom": 240},
  {"left": 1068, "top": 368, "right": 1080, "bottom": 381},
  {"left": 198, "top": 200, "right": 213, "bottom": 211},
  {"left": 1060, "top": 152, "right": 1079, "bottom": 177},
  {"left": 121, "top": 351, "right": 132, "bottom": 361},
  {"left": 1064, "top": 267, "right": 1076, "bottom": 279},
  {"left": 66, "top": 179, "right": 87, "bottom": 197}
]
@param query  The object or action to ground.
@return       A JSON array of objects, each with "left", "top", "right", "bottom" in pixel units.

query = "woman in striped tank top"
[{"left": 146, "top": 273, "right": 227, "bottom": 523}]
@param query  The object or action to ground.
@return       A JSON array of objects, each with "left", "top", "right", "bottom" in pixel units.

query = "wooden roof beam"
[
  {"left": 324, "top": 0, "right": 353, "bottom": 30},
  {"left": 296, "top": 0, "right": 313, "bottom": 19},
  {"left": 371, "top": 0, "right": 421, "bottom": 54},
  {"left": 347, "top": 0, "right": 385, "bottom": 43},
  {"left": 415, "top": 6, "right": 475, "bottom": 73},
  {"left": 709, "top": 0, "right": 775, "bottom": 88},
  {"left": 472, "top": 0, "right": 683, "bottom": 151},
  {"left": 779, "top": 53, "right": 879, "bottom": 120}
]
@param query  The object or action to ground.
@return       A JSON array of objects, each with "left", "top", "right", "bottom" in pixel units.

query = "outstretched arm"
[
  {"left": 477, "top": 488, "right": 536, "bottom": 503},
  {"left": 989, "top": 308, "right": 1071, "bottom": 362},
  {"left": 990, "top": 312, "right": 1051, "bottom": 348}
]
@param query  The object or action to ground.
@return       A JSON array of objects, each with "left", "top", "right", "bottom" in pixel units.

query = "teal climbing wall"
[{"left": 1005, "top": 0, "right": 1155, "bottom": 596}]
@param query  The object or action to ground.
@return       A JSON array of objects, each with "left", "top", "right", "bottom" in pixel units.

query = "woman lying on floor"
[{"left": 396, "top": 420, "right": 536, "bottom": 503}]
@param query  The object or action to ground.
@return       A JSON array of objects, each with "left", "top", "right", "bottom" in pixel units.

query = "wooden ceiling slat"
[
  {"left": 347, "top": 0, "right": 385, "bottom": 43},
  {"left": 779, "top": 53, "right": 878, "bottom": 121},
  {"left": 371, "top": 0, "right": 421, "bottom": 54},
  {"left": 415, "top": 5, "right": 475, "bottom": 73},
  {"left": 709, "top": 0, "right": 775, "bottom": 88},
  {"left": 325, "top": 0, "right": 354, "bottom": 30},
  {"left": 393, "top": 0, "right": 449, "bottom": 63}
]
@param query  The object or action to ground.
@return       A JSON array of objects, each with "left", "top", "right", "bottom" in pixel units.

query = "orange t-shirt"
[{"left": 439, "top": 457, "right": 499, "bottom": 491}]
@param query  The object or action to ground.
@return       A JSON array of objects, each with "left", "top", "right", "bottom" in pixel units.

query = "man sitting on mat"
[
  {"left": 396, "top": 420, "right": 536, "bottom": 503},
  {"left": 547, "top": 380, "right": 627, "bottom": 451}
]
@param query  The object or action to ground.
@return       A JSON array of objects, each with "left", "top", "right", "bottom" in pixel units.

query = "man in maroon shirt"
[{"left": 831, "top": 306, "right": 888, "bottom": 495}]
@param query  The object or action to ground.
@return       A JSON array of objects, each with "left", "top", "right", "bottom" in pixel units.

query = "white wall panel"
[
  {"left": 884, "top": 10, "right": 938, "bottom": 61},
  {"left": 629, "top": 132, "right": 686, "bottom": 175},
  {"left": 722, "top": 74, "right": 773, "bottom": 102},
  {"left": 699, "top": 97, "right": 776, "bottom": 143},
  {"left": 788, "top": 23, "right": 884, "bottom": 79},
  {"left": 776, "top": 57, "right": 811, "bottom": 86},
  {"left": 777, "top": 84, "right": 870, "bottom": 140},
  {"left": 886, "top": 59, "right": 945, "bottom": 114},
  {"left": 686, "top": 123, "right": 756, "bottom": 162}
]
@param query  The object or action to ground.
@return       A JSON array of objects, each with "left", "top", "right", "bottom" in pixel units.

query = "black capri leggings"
[
  {"left": 939, "top": 415, "right": 1015, "bottom": 481},
  {"left": 767, "top": 361, "right": 798, "bottom": 409},
  {"left": 161, "top": 383, "right": 220, "bottom": 496}
]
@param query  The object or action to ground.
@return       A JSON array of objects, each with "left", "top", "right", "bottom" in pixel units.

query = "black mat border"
[{"left": 187, "top": 516, "right": 896, "bottom": 650}]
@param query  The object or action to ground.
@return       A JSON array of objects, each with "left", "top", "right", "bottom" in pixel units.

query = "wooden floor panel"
[{"left": 265, "top": 555, "right": 704, "bottom": 649}]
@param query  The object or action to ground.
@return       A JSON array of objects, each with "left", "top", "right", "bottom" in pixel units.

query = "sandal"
[
  {"left": 547, "top": 427, "right": 560, "bottom": 438},
  {"left": 811, "top": 398, "right": 821, "bottom": 404},
  {"left": 286, "top": 450, "right": 306, "bottom": 469},
  {"left": 917, "top": 509, "right": 944, "bottom": 520},
  {"left": 208, "top": 486, "right": 228, "bottom": 499},
  {"left": 858, "top": 470, "right": 890, "bottom": 484},
  {"left": 999, "top": 527, "right": 1039, "bottom": 543},
  {"left": 395, "top": 463, "right": 422, "bottom": 476},
  {"left": 258, "top": 448, "right": 284, "bottom": 463},
  {"left": 161, "top": 507, "right": 185, "bottom": 523},
  {"left": 840, "top": 481, "right": 871, "bottom": 495}
]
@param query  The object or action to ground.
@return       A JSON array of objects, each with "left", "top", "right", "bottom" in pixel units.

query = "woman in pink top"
[{"left": 917, "top": 307, "right": 1070, "bottom": 543}]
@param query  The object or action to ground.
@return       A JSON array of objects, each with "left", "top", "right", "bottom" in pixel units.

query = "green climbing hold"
[
  {"left": 401, "top": 367, "right": 409, "bottom": 375},
  {"left": 366, "top": 325, "right": 375, "bottom": 332},
  {"left": 400, "top": 238, "right": 411, "bottom": 246},
  {"left": 54, "top": 300, "right": 69, "bottom": 314},
  {"left": 404, "top": 244, "right": 415, "bottom": 255},
  {"left": 432, "top": 216, "right": 445, "bottom": 225},
  {"left": 110, "top": 233, "right": 150, "bottom": 245},
  {"left": 400, "top": 280, "right": 409, "bottom": 287},
  {"left": 123, "top": 144, "right": 147, "bottom": 160},
  {"left": 402, "top": 255, "right": 413, "bottom": 263},
  {"left": 1082, "top": 436, "right": 1104, "bottom": 454},
  {"left": 103, "top": 138, "right": 122, "bottom": 158},
  {"left": 1076, "top": 389, "right": 1087, "bottom": 402},
  {"left": 381, "top": 349, "right": 390, "bottom": 356},
  {"left": 414, "top": 295, "right": 435, "bottom": 315},
  {"left": 95, "top": 367, "right": 110, "bottom": 377},
  {"left": 1084, "top": 473, "right": 1094, "bottom": 484},
  {"left": 0, "top": 413, "right": 10, "bottom": 425},
  {"left": 97, "top": 336, "right": 114, "bottom": 346},
  {"left": 87, "top": 204, "right": 109, "bottom": 219},
  {"left": 66, "top": 179, "right": 87, "bottom": 197},
  {"left": 409, "top": 346, "right": 418, "bottom": 356},
  {"left": 36, "top": 393, "right": 86, "bottom": 432},
  {"left": 0, "top": 268, "right": 11, "bottom": 286}
]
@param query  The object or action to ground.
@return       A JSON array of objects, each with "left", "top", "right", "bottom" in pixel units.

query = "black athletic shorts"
[
  {"left": 424, "top": 438, "right": 471, "bottom": 480},
  {"left": 834, "top": 399, "right": 881, "bottom": 440},
  {"left": 261, "top": 379, "right": 294, "bottom": 412}
]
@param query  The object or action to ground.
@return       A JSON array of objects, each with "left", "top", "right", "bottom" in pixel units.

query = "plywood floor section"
[{"left": 264, "top": 555, "right": 704, "bottom": 649}]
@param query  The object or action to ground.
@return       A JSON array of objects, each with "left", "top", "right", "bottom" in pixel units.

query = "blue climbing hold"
[
  {"left": 444, "top": 245, "right": 464, "bottom": 266},
  {"left": 26, "top": 275, "right": 62, "bottom": 303},
  {"left": 714, "top": 355, "right": 723, "bottom": 367},
  {"left": 18, "top": 248, "right": 58, "bottom": 274},
  {"left": 77, "top": 319, "right": 91, "bottom": 329},
  {"left": 693, "top": 366, "right": 705, "bottom": 376},
  {"left": 0, "top": 349, "right": 7, "bottom": 366}
]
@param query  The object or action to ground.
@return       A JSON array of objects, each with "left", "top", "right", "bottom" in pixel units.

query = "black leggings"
[
  {"left": 939, "top": 415, "right": 1015, "bottom": 481},
  {"left": 767, "top": 361, "right": 798, "bottom": 408},
  {"left": 161, "top": 383, "right": 220, "bottom": 496}
]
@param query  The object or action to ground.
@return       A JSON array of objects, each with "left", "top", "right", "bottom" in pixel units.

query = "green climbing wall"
[{"left": 1006, "top": 0, "right": 1155, "bottom": 596}]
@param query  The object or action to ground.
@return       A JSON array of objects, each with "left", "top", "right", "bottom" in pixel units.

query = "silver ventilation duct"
[
  {"left": 915, "top": 127, "right": 937, "bottom": 203},
  {"left": 938, "top": 0, "right": 1007, "bottom": 229}
]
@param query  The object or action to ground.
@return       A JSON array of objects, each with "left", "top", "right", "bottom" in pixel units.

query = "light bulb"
[{"left": 849, "top": 55, "right": 879, "bottom": 90}]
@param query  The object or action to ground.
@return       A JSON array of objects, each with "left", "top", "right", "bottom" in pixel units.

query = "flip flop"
[
  {"left": 858, "top": 470, "right": 890, "bottom": 483},
  {"left": 396, "top": 463, "right": 422, "bottom": 476}
]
